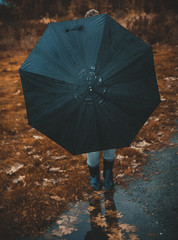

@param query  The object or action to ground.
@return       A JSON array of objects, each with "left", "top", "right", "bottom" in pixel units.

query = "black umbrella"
[{"left": 19, "top": 14, "right": 161, "bottom": 155}]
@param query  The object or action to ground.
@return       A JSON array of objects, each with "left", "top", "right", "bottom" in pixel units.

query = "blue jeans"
[{"left": 87, "top": 149, "right": 116, "bottom": 167}]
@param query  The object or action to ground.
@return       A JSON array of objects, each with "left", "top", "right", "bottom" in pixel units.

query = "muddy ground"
[{"left": 0, "top": 43, "right": 177, "bottom": 240}]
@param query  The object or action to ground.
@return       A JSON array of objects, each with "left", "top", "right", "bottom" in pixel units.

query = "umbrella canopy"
[{"left": 19, "top": 14, "right": 161, "bottom": 155}]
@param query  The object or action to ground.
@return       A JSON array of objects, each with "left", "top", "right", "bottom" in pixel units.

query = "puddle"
[
  {"left": 20, "top": 185, "right": 167, "bottom": 240},
  {"left": 21, "top": 187, "right": 141, "bottom": 240}
]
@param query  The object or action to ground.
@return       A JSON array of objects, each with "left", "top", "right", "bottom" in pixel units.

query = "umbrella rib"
[
  {"left": 95, "top": 15, "right": 107, "bottom": 73},
  {"left": 92, "top": 95, "right": 102, "bottom": 150},
  {"left": 71, "top": 101, "right": 88, "bottom": 154},
  {"left": 106, "top": 98, "right": 154, "bottom": 139},
  {"left": 103, "top": 102, "right": 130, "bottom": 146},
  {"left": 93, "top": 94, "right": 128, "bottom": 147},
  {"left": 104, "top": 47, "right": 152, "bottom": 85},
  {"left": 20, "top": 70, "right": 80, "bottom": 88},
  {"left": 50, "top": 23, "right": 81, "bottom": 76}
]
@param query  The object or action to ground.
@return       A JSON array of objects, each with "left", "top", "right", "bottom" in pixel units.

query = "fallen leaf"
[{"left": 6, "top": 163, "right": 24, "bottom": 175}]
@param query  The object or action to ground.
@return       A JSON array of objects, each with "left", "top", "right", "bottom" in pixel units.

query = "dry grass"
[
  {"left": 126, "top": 11, "right": 178, "bottom": 44},
  {"left": 0, "top": 10, "right": 177, "bottom": 51},
  {"left": 0, "top": 42, "right": 177, "bottom": 239}
]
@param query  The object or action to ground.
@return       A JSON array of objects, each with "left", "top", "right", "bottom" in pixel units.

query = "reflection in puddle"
[
  {"left": 23, "top": 187, "right": 140, "bottom": 240},
  {"left": 85, "top": 190, "right": 139, "bottom": 240}
]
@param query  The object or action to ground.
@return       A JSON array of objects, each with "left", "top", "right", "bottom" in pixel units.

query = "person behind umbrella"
[{"left": 85, "top": 9, "right": 116, "bottom": 191}]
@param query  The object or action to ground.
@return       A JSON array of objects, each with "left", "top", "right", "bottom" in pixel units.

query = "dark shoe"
[
  {"left": 103, "top": 159, "right": 115, "bottom": 190},
  {"left": 88, "top": 164, "right": 102, "bottom": 191}
]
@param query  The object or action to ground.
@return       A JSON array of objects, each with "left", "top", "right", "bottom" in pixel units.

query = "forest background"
[{"left": 0, "top": 0, "right": 177, "bottom": 51}]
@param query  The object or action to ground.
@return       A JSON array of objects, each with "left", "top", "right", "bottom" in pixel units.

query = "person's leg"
[
  {"left": 87, "top": 151, "right": 101, "bottom": 191},
  {"left": 103, "top": 149, "right": 116, "bottom": 162},
  {"left": 103, "top": 149, "right": 116, "bottom": 190},
  {"left": 87, "top": 151, "right": 100, "bottom": 167}
]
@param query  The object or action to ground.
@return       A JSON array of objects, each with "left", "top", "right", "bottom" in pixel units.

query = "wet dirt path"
[{"left": 0, "top": 43, "right": 178, "bottom": 239}]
